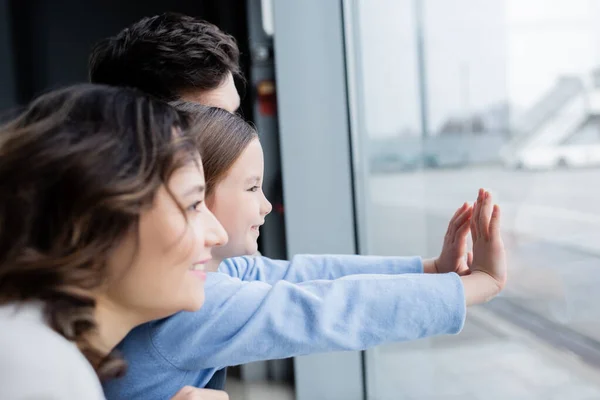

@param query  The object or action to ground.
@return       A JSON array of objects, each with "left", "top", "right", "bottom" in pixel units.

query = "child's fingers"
[
  {"left": 479, "top": 190, "right": 493, "bottom": 241},
  {"left": 470, "top": 212, "right": 477, "bottom": 241},
  {"left": 489, "top": 204, "right": 501, "bottom": 238},
  {"left": 450, "top": 202, "right": 468, "bottom": 221},
  {"left": 467, "top": 251, "right": 473, "bottom": 268},
  {"left": 471, "top": 189, "right": 483, "bottom": 239},
  {"left": 446, "top": 203, "right": 468, "bottom": 236},
  {"left": 451, "top": 206, "right": 472, "bottom": 237},
  {"left": 455, "top": 214, "right": 472, "bottom": 242}
]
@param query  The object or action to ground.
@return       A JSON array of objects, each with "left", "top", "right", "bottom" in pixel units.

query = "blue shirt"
[{"left": 103, "top": 254, "right": 465, "bottom": 399}]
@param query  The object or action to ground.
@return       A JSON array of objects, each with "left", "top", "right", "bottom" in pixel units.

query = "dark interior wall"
[
  {"left": 0, "top": 0, "right": 16, "bottom": 113},
  {"left": 3, "top": 0, "right": 250, "bottom": 116}
]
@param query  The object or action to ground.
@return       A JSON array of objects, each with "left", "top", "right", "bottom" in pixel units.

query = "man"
[{"left": 89, "top": 13, "right": 241, "bottom": 112}]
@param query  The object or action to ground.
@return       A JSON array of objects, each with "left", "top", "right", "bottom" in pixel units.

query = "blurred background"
[{"left": 3, "top": 0, "right": 600, "bottom": 399}]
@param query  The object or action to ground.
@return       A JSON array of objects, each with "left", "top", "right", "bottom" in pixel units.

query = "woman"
[{"left": 0, "top": 84, "right": 229, "bottom": 399}]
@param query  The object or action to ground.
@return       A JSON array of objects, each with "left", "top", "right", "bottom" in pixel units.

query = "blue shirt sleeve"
[
  {"left": 149, "top": 271, "right": 465, "bottom": 371},
  {"left": 219, "top": 254, "right": 424, "bottom": 284}
]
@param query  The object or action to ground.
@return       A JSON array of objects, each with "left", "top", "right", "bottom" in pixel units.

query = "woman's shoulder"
[
  {"left": 0, "top": 302, "right": 82, "bottom": 359},
  {"left": 0, "top": 302, "right": 105, "bottom": 399}
]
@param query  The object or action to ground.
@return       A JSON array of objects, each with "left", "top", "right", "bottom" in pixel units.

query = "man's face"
[{"left": 180, "top": 72, "right": 241, "bottom": 113}]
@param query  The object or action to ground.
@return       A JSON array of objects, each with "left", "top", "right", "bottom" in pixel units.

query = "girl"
[
  {"left": 0, "top": 86, "right": 229, "bottom": 400},
  {"left": 104, "top": 104, "right": 506, "bottom": 399}
]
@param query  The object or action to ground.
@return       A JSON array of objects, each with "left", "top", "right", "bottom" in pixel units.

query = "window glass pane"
[{"left": 347, "top": 1, "right": 600, "bottom": 398}]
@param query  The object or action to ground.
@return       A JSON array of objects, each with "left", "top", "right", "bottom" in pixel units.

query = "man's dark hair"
[{"left": 88, "top": 12, "right": 241, "bottom": 102}]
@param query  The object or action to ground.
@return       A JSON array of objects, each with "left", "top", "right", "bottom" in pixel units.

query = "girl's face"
[
  {"left": 102, "top": 158, "right": 228, "bottom": 322},
  {"left": 207, "top": 138, "right": 272, "bottom": 263}
]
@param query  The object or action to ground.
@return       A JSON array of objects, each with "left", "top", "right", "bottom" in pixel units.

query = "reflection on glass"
[{"left": 349, "top": 0, "right": 600, "bottom": 398}]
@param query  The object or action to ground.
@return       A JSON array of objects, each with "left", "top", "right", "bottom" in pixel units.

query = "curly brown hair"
[
  {"left": 88, "top": 12, "right": 241, "bottom": 102},
  {"left": 0, "top": 84, "right": 196, "bottom": 380}
]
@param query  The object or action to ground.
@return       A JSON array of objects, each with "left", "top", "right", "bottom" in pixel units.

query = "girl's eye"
[
  {"left": 188, "top": 201, "right": 203, "bottom": 212},
  {"left": 248, "top": 186, "right": 260, "bottom": 192}
]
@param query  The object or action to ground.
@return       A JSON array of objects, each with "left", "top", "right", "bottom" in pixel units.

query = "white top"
[{"left": 0, "top": 302, "right": 106, "bottom": 400}]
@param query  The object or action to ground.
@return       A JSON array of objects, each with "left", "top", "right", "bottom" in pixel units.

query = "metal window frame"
[{"left": 271, "top": 0, "right": 367, "bottom": 399}]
